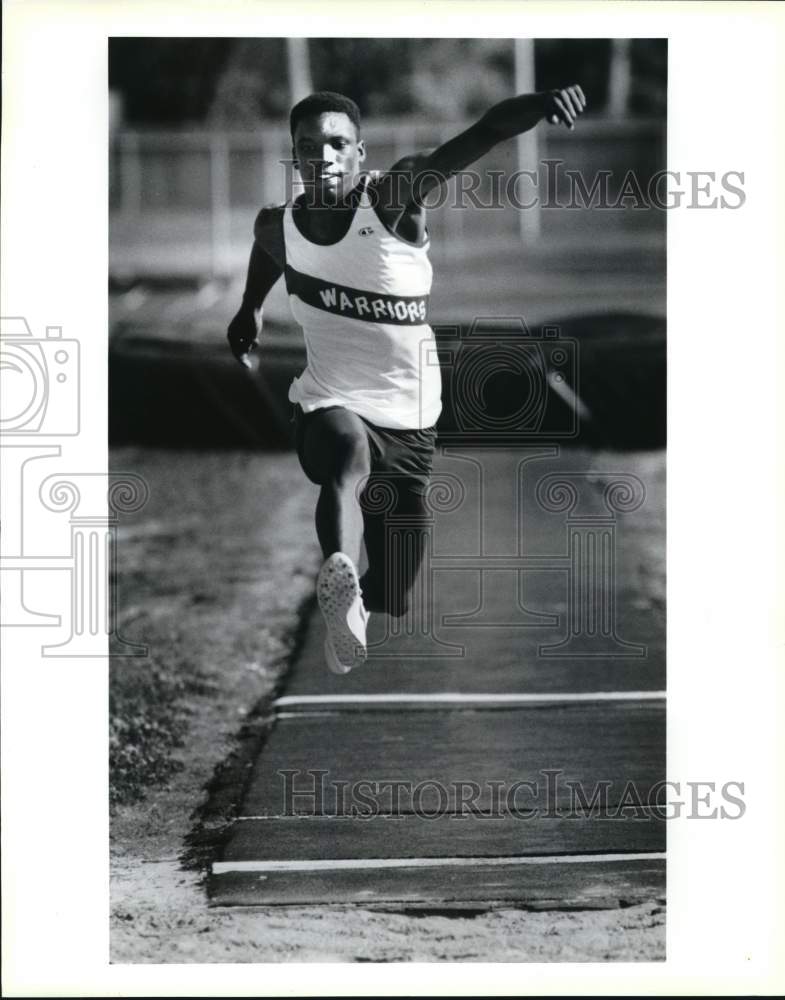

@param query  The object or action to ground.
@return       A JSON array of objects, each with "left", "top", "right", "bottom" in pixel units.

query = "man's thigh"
[{"left": 294, "top": 405, "right": 372, "bottom": 485}]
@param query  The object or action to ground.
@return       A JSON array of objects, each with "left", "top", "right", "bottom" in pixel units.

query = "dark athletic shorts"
[{"left": 292, "top": 404, "right": 437, "bottom": 492}]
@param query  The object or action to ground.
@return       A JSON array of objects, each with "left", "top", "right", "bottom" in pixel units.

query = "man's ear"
[
  {"left": 357, "top": 139, "right": 366, "bottom": 163},
  {"left": 291, "top": 145, "right": 299, "bottom": 169}
]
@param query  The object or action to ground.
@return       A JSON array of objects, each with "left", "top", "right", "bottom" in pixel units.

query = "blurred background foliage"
[{"left": 109, "top": 37, "right": 666, "bottom": 126}]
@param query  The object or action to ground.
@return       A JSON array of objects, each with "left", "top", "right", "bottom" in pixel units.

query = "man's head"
[{"left": 290, "top": 91, "right": 365, "bottom": 204}]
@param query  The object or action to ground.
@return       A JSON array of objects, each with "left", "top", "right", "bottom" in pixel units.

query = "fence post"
[
  {"left": 120, "top": 131, "right": 142, "bottom": 220},
  {"left": 210, "top": 131, "right": 232, "bottom": 279},
  {"left": 608, "top": 39, "right": 632, "bottom": 117},
  {"left": 513, "top": 38, "right": 541, "bottom": 243}
]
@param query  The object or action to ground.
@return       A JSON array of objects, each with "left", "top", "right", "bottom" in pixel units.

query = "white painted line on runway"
[
  {"left": 212, "top": 851, "right": 666, "bottom": 875},
  {"left": 274, "top": 691, "right": 666, "bottom": 710}
]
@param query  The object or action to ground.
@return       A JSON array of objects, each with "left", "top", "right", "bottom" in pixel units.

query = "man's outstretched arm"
[
  {"left": 227, "top": 206, "right": 285, "bottom": 369},
  {"left": 427, "top": 86, "right": 585, "bottom": 182},
  {"left": 373, "top": 86, "right": 586, "bottom": 226}
]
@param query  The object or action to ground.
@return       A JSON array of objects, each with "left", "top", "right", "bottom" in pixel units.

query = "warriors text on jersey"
[{"left": 280, "top": 175, "right": 442, "bottom": 430}]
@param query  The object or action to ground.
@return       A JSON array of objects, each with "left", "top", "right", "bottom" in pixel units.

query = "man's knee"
[{"left": 331, "top": 428, "right": 371, "bottom": 482}]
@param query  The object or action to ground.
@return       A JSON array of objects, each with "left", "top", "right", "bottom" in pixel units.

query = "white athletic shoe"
[{"left": 316, "top": 552, "right": 369, "bottom": 675}]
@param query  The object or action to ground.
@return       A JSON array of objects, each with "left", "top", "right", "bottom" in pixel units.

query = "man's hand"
[
  {"left": 543, "top": 85, "right": 587, "bottom": 130},
  {"left": 227, "top": 305, "right": 262, "bottom": 370}
]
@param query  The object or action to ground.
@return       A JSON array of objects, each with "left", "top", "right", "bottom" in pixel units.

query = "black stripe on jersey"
[{"left": 284, "top": 264, "right": 429, "bottom": 326}]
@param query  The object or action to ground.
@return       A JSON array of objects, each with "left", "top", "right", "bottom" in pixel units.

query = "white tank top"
[{"left": 283, "top": 174, "right": 442, "bottom": 430}]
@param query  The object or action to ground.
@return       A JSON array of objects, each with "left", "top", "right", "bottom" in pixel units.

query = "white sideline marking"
[
  {"left": 213, "top": 851, "right": 665, "bottom": 875},
  {"left": 274, "top": 691, "right": 666, "bottom": 709}
]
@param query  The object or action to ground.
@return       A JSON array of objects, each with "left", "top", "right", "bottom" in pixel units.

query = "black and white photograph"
[
  {"left": 107, "top": 33, "right": 668, "bottom": 962},
  {"left": 2, "top": 1, "right": 784, "bottom": 995}
]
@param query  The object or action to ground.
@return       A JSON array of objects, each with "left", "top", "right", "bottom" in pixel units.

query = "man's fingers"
[
  {"left": 560, "top": 88, "right": 580, "bottom": 120},
  {"left": 552, "top": 96, "right": 574, "bottom": 128},
  {"left": 569, "top": 86, "right": 586, "bottom": 114},
  {"left": 547, "top": 85, "right": 587, "bottom": 128},
  {"left": 228, "top": 336, "right": 257, "bottom": 369},
  {"left": 229, "top": 336, "right": 259, "bottom": 356},
  {"left": 234, "top": 350, "right": 254, "bottom": 370}
]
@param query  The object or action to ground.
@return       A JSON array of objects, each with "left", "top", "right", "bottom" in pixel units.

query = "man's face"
[{"left": 292, "top": 111, "right": 366, "bottom": 205}]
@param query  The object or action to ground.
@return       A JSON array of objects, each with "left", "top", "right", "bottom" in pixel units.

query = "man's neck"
[{"left": 297, "top": 175, "right": 365, "bottom": 238}]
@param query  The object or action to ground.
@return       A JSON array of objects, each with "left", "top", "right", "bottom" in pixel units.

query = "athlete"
[{"left": 227, "top": 86, "right": 586, "bottom": 674}]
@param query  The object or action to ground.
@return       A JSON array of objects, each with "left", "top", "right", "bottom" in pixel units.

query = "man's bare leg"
[
  {"left": 313, "top": 471, "right": 365, "bottom": 569},
  {"left": 297, "top": 406, "right": 371, "bottom": 672},
  {"left": 298, "top": 406, "right": 370, "bottom": 565}
]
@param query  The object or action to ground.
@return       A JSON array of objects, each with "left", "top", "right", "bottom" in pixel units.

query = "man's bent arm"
[
  {"left": 227, "top": 206, "right": 285, "bottom": 368},
  {"left": 239, "top": 241, "right": 283, "bottom": 312}
]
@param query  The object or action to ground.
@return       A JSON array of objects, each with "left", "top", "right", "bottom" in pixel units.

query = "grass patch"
[{"left": 109, "top": 646, "right": 213, "bottom": 808}]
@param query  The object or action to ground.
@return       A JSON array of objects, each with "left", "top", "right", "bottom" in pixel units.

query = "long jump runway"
[{"left": 209, "top": 447, "right": 665, "bottom": 908}]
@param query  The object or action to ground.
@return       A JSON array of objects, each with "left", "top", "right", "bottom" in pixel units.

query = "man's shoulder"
[
  {"left": 254, "top": 202, "right": 286, "bottom": 240},
  {"left": 253, "top": 203, "right": 286, "bottom": 268}
]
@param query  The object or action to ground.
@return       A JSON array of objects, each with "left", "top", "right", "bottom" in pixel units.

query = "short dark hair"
[{"left": 289, "top": 91, "right": 361, "bottom": 141}]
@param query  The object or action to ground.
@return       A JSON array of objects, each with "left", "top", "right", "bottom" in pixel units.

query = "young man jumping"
[{"left": 227, "top": 84, "right": 586, "bottom": 675}]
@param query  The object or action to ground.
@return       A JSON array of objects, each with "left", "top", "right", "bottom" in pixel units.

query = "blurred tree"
[
  {"left": 308, "top": 38, "right": 516, "bottom": 120},
  {"left": 535, "top": 39, "right": 612, "bottom": 108},
  {"left": 308, "top": 38, "right": 415, "bottom": 115},
  {"left": 207, "top": 39, "right": 290, "bottom": 126},
  {"left": 109, "top": 37, "right": 665, "bottom": 126},
  {"left": 630, "top": 39, "right": 667, "bottom": 116},
  {"left": 407, "top": 39, "right": 513, "bottom": 120},
  {"left": 109, "top": 38, "right": 233, "bottom": 124}
]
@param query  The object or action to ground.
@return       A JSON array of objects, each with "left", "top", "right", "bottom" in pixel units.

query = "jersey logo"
[
  {"left": 358, "top": 226, "right": 374, "bottom": 237},
  {"left": 284, "top": 264, "right": 428, "bottom": 325}
]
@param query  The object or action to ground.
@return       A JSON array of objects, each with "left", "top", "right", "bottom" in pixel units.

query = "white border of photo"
[{"left": 2, "top": 1, "right": 784, "bottom": 995}]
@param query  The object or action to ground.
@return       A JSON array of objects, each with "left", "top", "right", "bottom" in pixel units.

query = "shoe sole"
[{"left": 317, "top": 554, "right": 367, "bottom": 674}]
